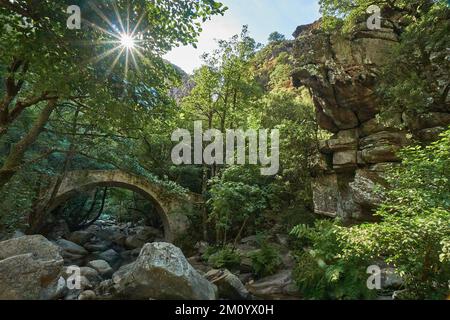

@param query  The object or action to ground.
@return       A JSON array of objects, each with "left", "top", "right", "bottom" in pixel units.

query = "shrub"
[
  {"left": 251, "top": 243, "right": 282, "bottom": 278},
  {"left": 290, "top": 221, "right": 376, "bottom": 300},
  {"left": 291, "top": 128, "right": 450, "bottom": 299},
  {"left": 204, "top": 246, "right": 241, "bottom": 270}
]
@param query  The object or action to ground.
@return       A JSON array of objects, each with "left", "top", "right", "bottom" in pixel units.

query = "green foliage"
[
  {"left": 290, "top": 220, "right": 375, "bottom": 300},
  {"left": 259, "top": 89, "right": 318, "bottom": 210},
  {"left": 250, "top": 243, "right": 282, "bottom": 278},
  {"left": 291, "top": 128, "right": 450, "bottom": 300},
  {"left": 181, "top": 25, "right": 263, "bottom": 130},
  {"left": 377, "top": 1, "right": 450, "bottom": 116},
  {"left": 341, "top": 129, "right": 450, "bottom": 299},
  {"left": 204, "top": 246, "right": 241, "bottom": 270},
  {"left": 208, "top": 168, "right": 269, "bottom": 242},
  {"left": 267, "top": 32, "right": 286, "bottom": 43},
  {"left": 319, "top": 0, "right": 437, "bottom": 33},
  {"left": 0, "top": 0, "right": 225, "bottom": 230}
]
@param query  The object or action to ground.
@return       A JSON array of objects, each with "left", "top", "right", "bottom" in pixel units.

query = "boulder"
[
  {"left": 238, "top": 273, "right": 253, "bottom": 285},
  {"left": 194, "top": 241, "right": 209, "bottom": 255},
  {"left": 53, "top": 276, "right": 68, "bottom": 299},
  {"left": 68, "top": 231, "right": 94, "bottom": 246},
  {"left": 98, "top": 249, "right": 120, "bottom": 266},
  {"left": 84, "top": 240, "right": 112, "bottom": 252},
  {"left": 124, "top": 235, "right": 146, "bottom": 249},
  {"left": 275, "top": 234, "right": 289, "bottom": 247},
  {"left": 0, "top": 235, "right": 64, "bottom": 300},
  {"left": 123, "top": 226, "right": 162, "bottom": 249},
  {"left": 87, "top": 260, "right": 114, "bottom": 277},
  {"left": 85, "top": 225, "right": 101, "bottom": 234},
  {"left": 240, "top": 235, "right": 260, "bottom": 247},
  {"left": 78, "top": 290, "right": 96, "bottom": 300},
  {"left": 328, "top": 129, "right": 359, "bottom": 151},
  {"left": 381, "top": 267, "right": 403, "bottom": 290},
  {"left": 56, "top": 239, "right": 88, "bottom": 256},
  {"left": 246, "top": 269, "right": 300, "bottom": 300},
  {"left": 120, "top": 248, "right": 141, "bottom": 266},
  {"left": 79, "top": 276, "right": 93, "bottom": 290},
  {"left": 11, "top": 230, "right": 25, "bottom": 239},
  {"left": 112, "top": 242, "right": 217, "bottom": 300},
  {"left": 312, "top": 174, "right": 339, "bottom": 218},
  {"left": 361, "top": 145, "right": 402, "bottom": 164},
  {"left": 205, "top": 269, "right": 251, "bottom": 300},
  {"left": 349, "top": 169, "right": 386, "bottom": 213},
  {"left": 280, "top": 252, "right": 296, "bottom": 269},
  {"left": 360, "top": 131, "right": 410, "bottom": 164},
  {"left": 80, "top": 266, "right": 102, "bottom": 284},
  {"left": 360, "top": 114, "right": 402, "bottom": 137},
  {"left": 136, "top": 226, "right": 162, "bottom": 239},
  {"left": 415, "top": 126, "right": 447, "bottom": 143}
]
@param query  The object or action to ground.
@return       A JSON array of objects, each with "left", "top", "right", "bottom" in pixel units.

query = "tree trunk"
[
  {"left": 0, "top": 98, "right": 58, "bottom": 188},
  {"left": 79, "top": 187, "right": 108, "bottom": 230},
  {"left": 233, "top": 215, "right": 250, "bottom": 249},
  {"left": 27, "top": 105, "right": 78, "bottom": 234}
]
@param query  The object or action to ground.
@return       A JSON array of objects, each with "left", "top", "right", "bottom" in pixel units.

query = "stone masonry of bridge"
[{"left": 41, "top": 170, "right": 203, "bottom": 242}]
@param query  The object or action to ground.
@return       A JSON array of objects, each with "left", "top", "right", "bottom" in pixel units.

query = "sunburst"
[
  {"left": 120, "top": 33, "right": 135, "bottom": 49},
  {"left": 82, "top": 1, "right": 150, "bottom": 81}
]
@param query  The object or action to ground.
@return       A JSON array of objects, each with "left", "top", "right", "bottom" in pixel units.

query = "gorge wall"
[{"left": 291, "top": 21, "right": 450, "bottom": 220}]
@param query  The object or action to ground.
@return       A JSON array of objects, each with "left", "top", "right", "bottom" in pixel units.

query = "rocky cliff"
[{"left": 291, "top": 20, "right": 450, "bottom": 220}]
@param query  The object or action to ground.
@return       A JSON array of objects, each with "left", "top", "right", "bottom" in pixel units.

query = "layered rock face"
[{"left": 292, "top": 21, "right": 450, "bottom": 220}]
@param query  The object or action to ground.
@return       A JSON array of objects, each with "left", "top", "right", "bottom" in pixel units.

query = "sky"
[{"left": 164, "top": 0, "right": 320, "bottom": 74}]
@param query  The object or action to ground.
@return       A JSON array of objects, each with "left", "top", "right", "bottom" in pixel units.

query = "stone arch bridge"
[{"left": 42, "top": 170, "right": 203, "bottom": 242}]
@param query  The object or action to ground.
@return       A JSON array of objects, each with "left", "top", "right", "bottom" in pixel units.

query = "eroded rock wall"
[{"left": 291, "top": 21, "right": 450, "bottom": 220}]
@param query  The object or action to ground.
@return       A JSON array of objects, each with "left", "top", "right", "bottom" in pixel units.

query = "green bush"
[
  {"left": 208, "top": 167, "right": 269, "bottom": 244},
  {"left": 291, "top": 128, "right": 450, "bottom": 300},
  {"left": 290, "top": 221, "right": 376, "bottom": 300},
  {"left": 204, "top": 246, "right": 241, "bottom": 270},
  {"left": 251, "top": 243, "right": 282, "bottom": 278}
]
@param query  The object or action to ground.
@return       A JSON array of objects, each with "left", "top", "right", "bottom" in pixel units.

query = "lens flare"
[{"left": 120, "top": 33, "right": 135, "bottom": 49}]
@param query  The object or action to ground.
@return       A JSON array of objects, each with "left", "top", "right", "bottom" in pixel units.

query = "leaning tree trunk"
[
  {"left": 0, "top": 99, "right": 58, "bottom": 188},
  {"left": 27, "top": 104, "right": 80, "bottom": 234}
]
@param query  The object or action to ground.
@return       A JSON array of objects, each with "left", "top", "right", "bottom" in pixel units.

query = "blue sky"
[{"left": 164, "top": 0, "right": 320, "bottom": 73}]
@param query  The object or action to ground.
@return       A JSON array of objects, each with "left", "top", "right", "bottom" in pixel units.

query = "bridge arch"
[{"left": 44, "top": 170, "right": 200, "bottom": 242}]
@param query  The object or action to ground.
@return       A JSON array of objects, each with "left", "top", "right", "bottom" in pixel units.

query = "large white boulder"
[{"left": 112, "top": 242, "right": 217, "bottom": 300}]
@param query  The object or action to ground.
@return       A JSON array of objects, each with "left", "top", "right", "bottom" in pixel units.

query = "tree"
[
  {"left": 267, "top": 31, "right": 285, "bottom": 43},
  {"left": 179, "top": 25, "right": 262, "bottom": 182},
  {"left": 208, "top": 166, "right": 269, "bottom": 245},
  {"left": 0, "top": 0, "right": 226, "bottom": 188},
  {"left": 178, "top": 26, "right": 262, "bottom": 240},
  {"left": 319, "top": 0, "right": 437, "bottom": 34}
]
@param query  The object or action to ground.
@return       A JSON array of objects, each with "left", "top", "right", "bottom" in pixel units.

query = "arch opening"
[{"left": 48, "top": 181, "right": 172, "bottom": 242}]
